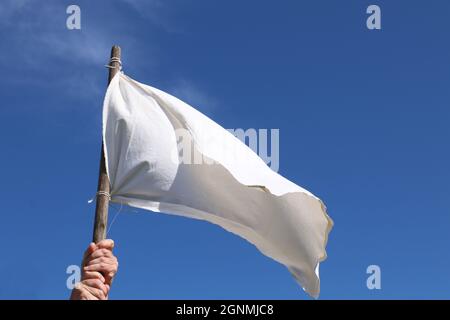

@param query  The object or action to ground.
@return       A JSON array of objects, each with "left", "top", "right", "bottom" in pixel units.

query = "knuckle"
[{"left": 93, "top": 279, "right": 102, "bottom": 286}]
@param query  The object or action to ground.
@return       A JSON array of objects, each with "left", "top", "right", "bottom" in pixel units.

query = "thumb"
[
  {"left": 83, "top": 242, "right": 97, "bottom": 258},
  {"left": 96, "top": 239, "right": 115, "bottom": 251}
]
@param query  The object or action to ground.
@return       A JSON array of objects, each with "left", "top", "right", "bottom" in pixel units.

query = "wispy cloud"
[
  {"left": 0, "top": 0, "right": 214, "bottom": 108},
  {"left": 0, "top": 1, "right": 116, "bottom": 64},
  {"left": 169, "top": 79, "right": 219, "bottom": 113},
  {"left": 119, "top": 0, "right": 183, "bottom": 33},
  {"left": 0, "top": 0, "right": 30, "bottom": 26},
  {"left": 0, "top": 1, "right": 127, "bottom": 99}
]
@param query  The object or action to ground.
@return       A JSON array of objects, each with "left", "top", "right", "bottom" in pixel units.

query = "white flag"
[{"left": 103, "top": 73, "right": 333, "bottom": 298}]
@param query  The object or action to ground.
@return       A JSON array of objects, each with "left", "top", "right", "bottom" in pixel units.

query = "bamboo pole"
[{"left": 92, "top": 45, "right": 121, "bottom": 243}]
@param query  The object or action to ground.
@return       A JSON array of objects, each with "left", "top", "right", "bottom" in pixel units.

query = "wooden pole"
[{"left": 92, "top": 45, "right": 121, "bottom": 243}]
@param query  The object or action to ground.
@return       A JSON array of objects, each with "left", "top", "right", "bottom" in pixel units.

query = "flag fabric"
[{"left": 102, "top": 72, "right": 333, "bottom": 298}]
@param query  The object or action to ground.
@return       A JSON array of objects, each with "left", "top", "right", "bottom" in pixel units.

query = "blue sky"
[{"left": 0, "top": 0, "right": 449, "bottom": 299}]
